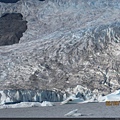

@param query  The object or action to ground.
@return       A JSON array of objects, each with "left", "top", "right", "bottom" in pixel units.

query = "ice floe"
[
  {"left": 98, "top": 90, "right": 120, "bottom": 102},
  {"left": 64, "top": 109, "right": 93, "bottom": 117},
  {"left": 41, "top": 101, "right": 54, "bottom": 106},
  {"left": 64, "top": 109, "right": 78, "bottom": 116}
]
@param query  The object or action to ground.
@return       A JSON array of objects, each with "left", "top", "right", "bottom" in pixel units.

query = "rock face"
[
  {"left": 0, "top": 0, "right": 120, "bottom": 99},
  {"left": 0, "top": 13, "right": 27, "bottom": 46}
]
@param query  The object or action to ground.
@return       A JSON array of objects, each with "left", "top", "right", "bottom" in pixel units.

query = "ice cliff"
[{"left": 0, "top": 89, "right": 64, "bottom": 104}]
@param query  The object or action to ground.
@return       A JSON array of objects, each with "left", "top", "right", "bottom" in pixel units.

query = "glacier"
[
  {"left": 0, "top": 89, "right": 64, "bottom": 104},
  {"left": 0, "top": 0, "right": 120, "bottom": 107}
]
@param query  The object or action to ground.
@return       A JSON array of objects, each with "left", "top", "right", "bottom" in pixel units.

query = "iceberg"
[
  {"left": 0, "top": 102, "right": 41, "bottom": 109},
  {"left": 60, "top": 95, "right": 84, "bottom": 105},
  {"left": 64, "top": 109, "right": 93, "bottom": 117},
  {"left": 41, "top": 101, "right": 54, "bottom": 107},
  {"left": 98, "top": 90, "right": 120, "bottom": 102},
  {"left": 0, "top": 101, "right": 54, "bottom": 109}
]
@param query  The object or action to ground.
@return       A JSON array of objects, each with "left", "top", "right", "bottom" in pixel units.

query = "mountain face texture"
[
  {"left": 0, "top": 0, "right": 120, "bottom": 101},
  {"left": 0, "top": 13, "right": 27, "bottom": 46}
]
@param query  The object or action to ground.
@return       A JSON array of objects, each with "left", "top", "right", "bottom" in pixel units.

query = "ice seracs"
[{"left": 0, "top": 90, "right": 64, "bottom": 105}]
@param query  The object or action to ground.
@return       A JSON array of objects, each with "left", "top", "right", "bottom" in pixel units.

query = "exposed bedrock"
[{"left": 0, "top": 13, "right": 27, "bottom": 46}]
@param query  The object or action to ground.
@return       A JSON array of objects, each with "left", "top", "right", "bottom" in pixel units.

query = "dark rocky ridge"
[{"left": 0, "top": 13, "right": 27, "bottom": 46}]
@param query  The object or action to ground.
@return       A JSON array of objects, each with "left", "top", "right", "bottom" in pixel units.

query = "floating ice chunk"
[
  {"left": 0, "top": 102, "right": 41, "bottom": 109},
  {"left": 41, "top": 101, "right": 54, "bottom": 107},
  {"left": 64, "top": 109, "right": 78, "bottom": 116},
  {"left": 16, "top": 102, "right": 41, "bottom": 108},
  {"left": 31, "top": 102, "right": 41, "bottom": 107},
  {"left": 72, "top": 113, "right": 82, "bottom": 117},
  {"left": 80, "top": 94, "right": 98, "bottom": 103},
  {"left": 0, "top": 101, "right": 54, "bottom": 109},
  {"left": 10, "top": 102, "right": 34, "bottom": 108},
  {"left": 64, "top": 109, "right": 93, "bottom": 117},
  {"left": 60, "top": 95, "right": 84, "bottom": 105},
  {"left": 98, "top": 90, "right": 120, "bottom": 102}
]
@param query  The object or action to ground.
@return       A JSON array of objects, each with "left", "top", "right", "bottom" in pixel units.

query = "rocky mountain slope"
[{"left": 0, "top": 0, "right": 120, "bottom": 100}]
